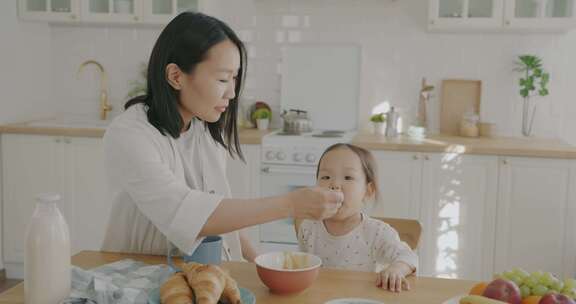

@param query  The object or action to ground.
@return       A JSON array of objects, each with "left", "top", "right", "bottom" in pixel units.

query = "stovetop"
[{"left": 261, "top": 130, "right": 356, "bottom": 166}]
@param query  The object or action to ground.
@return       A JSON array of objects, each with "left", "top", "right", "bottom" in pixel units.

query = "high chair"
[{"left": 293, "top": 217, "right": 422, "bottom": 250}]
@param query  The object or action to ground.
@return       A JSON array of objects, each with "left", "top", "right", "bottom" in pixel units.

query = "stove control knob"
[
  {"left": 306, "top": 153, "right": 316, "bottom": 163},
  {"left": 293, "top": 153, "right": 303, "bottom": 162},
  {"left": 276, "top": 152, "right": 286, "bottom": 161},
  {"left": 265, "top": 151, "right": 276, "bottom": 160}
]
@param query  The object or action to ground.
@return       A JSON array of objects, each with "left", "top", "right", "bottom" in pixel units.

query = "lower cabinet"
[{"left": 1, "top": 134, "right": 111, "bottom": 278}]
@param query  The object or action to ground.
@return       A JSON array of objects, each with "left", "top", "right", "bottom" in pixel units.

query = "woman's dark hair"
[
  {"left": 126, "top": 12, "right": 246, "bottom": 160},
  {"left": 316, "top": 143, "right": 380, "bottom": 201}
]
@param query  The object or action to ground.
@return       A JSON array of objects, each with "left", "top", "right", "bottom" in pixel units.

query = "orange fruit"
[
  {"left": 521, "top": 295, "right": 542, "bottom": 304},
  {"left": 469, "top": 282, "right": 488, "bottom": 295}
]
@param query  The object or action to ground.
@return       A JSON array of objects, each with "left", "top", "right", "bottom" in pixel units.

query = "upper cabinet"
[
  {"left": 18, "top": 0, "right": 203, "bottom": 25},
  {"left": 81, "top": 0, "right": 143, "bottom": 24},
  {"left": 18, "top": 0, "right": 80, "bottom": 22},
  {"left": 429, "top": 0, "right": 505, "bottom": 30},
  {"left": 142, "top": 0, "right": 202, "bottom": 25},
  {"left": 429, "top": 0, "right": 576, "bottom": 32},
  {"left": 504, "top": 0, "right": 576, "bottom": 31}
]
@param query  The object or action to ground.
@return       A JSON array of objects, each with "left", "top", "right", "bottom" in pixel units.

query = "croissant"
[
  {"left": 160, "top": 272, "right": 193, "bottom": 304},
  {"left": 220, "top": 270, "right": 242, "bottom": 304},
  {"left": 182, "top": 262, "right": 242, "bottom": 304}
]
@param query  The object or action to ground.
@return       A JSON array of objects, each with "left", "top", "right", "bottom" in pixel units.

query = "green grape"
[
  {"left": 531, "top": 271, "right": 544, "bottom": 280},
  {"left": 550, "top": 278, "right": 564, "bottom": 292},
  {"left": 524, "top": 276, "right": 539, "bottom": 288},
  {"left": 540, "top": 272, "right": 554, "bottom": 286},
  {"left": 565, "top": 278, "right": 576, "bottom": 290},
  {"left": 513, "top": 268, "right": 530, "bottom": 279},
  {"left": 502, "top": 271, "right": 514, "bottom": 280},
  {"left": 562, "top": 287, "right": 576, "bottom": 299},
  {"left": 493, "top": 272, "right": 503, "bottom": 280},
  {"left": 510, "top": 275, "right": 523, "bottom": 287},
  {"left": 533, "top": 284, "right": 549, "bottom": 296},
  {"left": 520, "top": 285, "right": 532, "bottom": 298}
]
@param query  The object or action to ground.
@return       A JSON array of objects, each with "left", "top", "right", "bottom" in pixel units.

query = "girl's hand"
[{"left": 376, "top": 262, "right": 414, "bottom": 292}]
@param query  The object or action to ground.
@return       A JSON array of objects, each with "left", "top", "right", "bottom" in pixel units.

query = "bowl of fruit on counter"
[{"left": 446, "top": 268, "right": 576, "bottom": 304}]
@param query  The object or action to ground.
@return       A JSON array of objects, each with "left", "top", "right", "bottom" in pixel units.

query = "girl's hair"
[
  {"left": 125, "top": 12, "right": 246, "bottom": 160},
  {"left": 316, "top": 143, "right": 380, "bottom": 200}
]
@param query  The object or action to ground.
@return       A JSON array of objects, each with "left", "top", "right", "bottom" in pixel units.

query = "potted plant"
[
  {"left": 370, "top": 113, "right": 386, "bottom": 135},
  {"left": 252, "top": 108, "right": 271, "bottom": 130},
  {"left": 514, "top": 55, "right": 550, "bottom": 137}
]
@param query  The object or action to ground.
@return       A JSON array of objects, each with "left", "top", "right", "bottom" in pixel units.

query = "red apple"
[
  {"left": 539, "top": 293, "right": 576, "bottom": 304},
  {"left": 482, "top": 278, "right": 522, "bottom": 304}
]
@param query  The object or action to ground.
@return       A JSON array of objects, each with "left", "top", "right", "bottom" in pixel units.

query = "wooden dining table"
[{"left": 0, "top": 251, "right": 476, "bottom": 303}]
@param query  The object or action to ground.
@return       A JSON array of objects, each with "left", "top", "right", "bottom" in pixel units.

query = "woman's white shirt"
[{"left": 101, "top": 103, "right": 241, "bottom": 259}]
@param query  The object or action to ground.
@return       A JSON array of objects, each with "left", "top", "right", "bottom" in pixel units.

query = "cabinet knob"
[
  {"left": 133, "top": 16, "right": 139, "bottom": 21},
  {"left": 424, "top": 155, "right": 430, "bottom": 161},
  {"left": 430, "top": 20, "right": 435, "bottom": 25},
  {"left": 505, "top": 20, "right": 511, "bottom": 26},
  {"left": 261, "top": 167, "right": 270, "bottom": 173},
  {"left": 502, "top": 159, "right": 508, "bottom": 165},
  {"left": 412, "top": 155, "right": 419, "bottom": 160},
  {"left": 64, "top": 138, "right": 71, "bottom": 144},
  {"left": 55, "top": 138, "right": 61, "bottom": 143},
  {"left": 70, "top": 14, "right": 77, "bottom": 20}
]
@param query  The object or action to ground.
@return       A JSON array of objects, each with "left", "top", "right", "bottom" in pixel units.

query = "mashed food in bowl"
[{"left": 283, "top": 252, "right": 309, "bottom": 270}]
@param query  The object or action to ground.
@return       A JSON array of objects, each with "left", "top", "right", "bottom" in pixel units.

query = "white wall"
[
  {"left": 41, "top": 0, "right": 576, "bottom": 143},
  {"left": 0, "top": 0, "right": 53, "bottom": 272},
  {"left": 0, "top": 1, "right": 52, "bottom": 124}
]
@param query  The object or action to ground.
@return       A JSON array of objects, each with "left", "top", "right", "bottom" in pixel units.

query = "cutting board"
[{"left": 440, "top": 79, "right": 482, "bottom": 135}]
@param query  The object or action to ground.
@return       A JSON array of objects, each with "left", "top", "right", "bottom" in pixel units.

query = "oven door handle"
[{"left": 261, "top": 166, "right": 315, "bottom": 175}]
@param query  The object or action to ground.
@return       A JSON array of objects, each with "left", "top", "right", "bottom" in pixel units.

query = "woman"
[{"left": 102, "top": 12, "right": 343, "bottom": 262}]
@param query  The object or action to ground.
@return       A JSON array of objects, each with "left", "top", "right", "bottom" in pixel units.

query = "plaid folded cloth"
[{"left": 61, "top": 259, "right": 172, "bottom": 304}]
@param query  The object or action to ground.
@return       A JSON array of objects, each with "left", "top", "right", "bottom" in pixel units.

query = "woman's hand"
[
  {"left": 376, "top": 261, "right": 414, "bottom": 292},
  {"left": 288, "top": 187, "right": 344, "bottom": 220}
]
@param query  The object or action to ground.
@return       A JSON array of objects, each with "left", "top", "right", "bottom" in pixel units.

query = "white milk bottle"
[{"left": 24, "top": 194, "right": 71, "bottom": 304}]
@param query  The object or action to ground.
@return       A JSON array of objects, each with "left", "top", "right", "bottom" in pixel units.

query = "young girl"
[{"left": 296, "top": 143, "right": 418, "bottom": 293}]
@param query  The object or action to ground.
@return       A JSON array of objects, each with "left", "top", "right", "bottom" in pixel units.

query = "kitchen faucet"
[{"left": 78, "top": 60, "right": 113, "bottom": 120}]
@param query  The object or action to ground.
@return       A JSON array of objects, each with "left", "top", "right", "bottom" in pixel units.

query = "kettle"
[{"left": 281, "top": 109, "right": 313, "bottom": 135}]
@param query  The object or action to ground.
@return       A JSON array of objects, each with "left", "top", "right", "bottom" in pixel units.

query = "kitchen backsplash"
[{"left": 6, "top": 0, "right": 576, "bottom": 142}]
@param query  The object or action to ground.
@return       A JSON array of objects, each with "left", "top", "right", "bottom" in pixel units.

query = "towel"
[{"left": 60, "top": 259, "right": 171, "bottom": 304}]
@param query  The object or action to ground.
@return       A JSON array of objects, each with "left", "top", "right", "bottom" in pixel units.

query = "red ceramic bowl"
[{"left": 255, "top": 252, "right": 322, "bottom": 294}]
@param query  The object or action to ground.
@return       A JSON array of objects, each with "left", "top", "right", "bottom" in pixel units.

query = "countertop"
[
  {"left": 352, "top": 133, "right": 576, "bottom": 159},
  {"left": 0, "top": 119, "right": 272, "bottom": 144},
  {"left": 0, "top": 251, "right": 475, "bottom": 304},
  {"left": 2, "top": 118, "right": 576, "bottom": 158}
]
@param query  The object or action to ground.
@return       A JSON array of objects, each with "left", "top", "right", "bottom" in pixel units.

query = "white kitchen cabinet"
[
  {"left": 370, "top": 151, "right": 423, "bottom": 220},
  {"left": 428, "top": 0, "right": 576, "bottom": 31},
  {"left": 18, "top": 0, "right": 205, "bottom": 25},
  {"left": 64, "top": 137, "right": 111, "bottom": 254},
  {"left": 504, "top": 0, "right": 576, "bottom": 31},
  {"left": 142, "top": 0, "right": 203, "bottom": 25},
  {"left": 370, "top": 150, "right": 499, "bottom": 280},
  {"left": 429, "top": 0, "right": 505, "bottom": 31},
  {"left": 494, "top": 156, "right": 576, "bottom": 278},
  {"left": 80, "top": 0, "right": 143, "bottom": 24},
  {"left": 18, "top": 0, "right": 80, "bottom": 22},
  {"left": 1, "top": 134, "right": 110, "bottom": 278},
  {"left": 226, "top": 144, "right": 261, "bottom": 246},
  {"left": 419, "top": 154, "right": 499, "bottom": 280}
]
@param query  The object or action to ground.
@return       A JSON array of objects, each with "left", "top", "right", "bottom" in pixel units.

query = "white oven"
[
  {"left": 257, "top": 133, "right": 355, "bottom": 252},
  {"left": 259, "top": 164, "right": 316, "bottom": 251}
]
